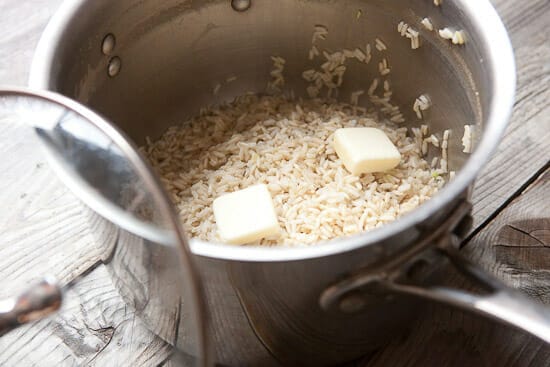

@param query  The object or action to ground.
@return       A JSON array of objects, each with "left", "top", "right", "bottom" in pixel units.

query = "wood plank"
[
  {"left": 0, "top": 0, "right": 548, "bottom": 365},
  {"left": 0, "top": 115, "right": 117, "bottom": 298},
  {"left": 0, "top": 1, "right": 173, "bottom": 365},
  {"left": 362, "top": 169, "right": 550, "bottom": 367},
  {"left": 0, "top": 264, "right": 171, "bottom": 366},
  {"left": 469, "top": 0, "right": 550, "bottom": 230},
  {"left": 0, "top": 0, "right": 62, "bottom": 85}
]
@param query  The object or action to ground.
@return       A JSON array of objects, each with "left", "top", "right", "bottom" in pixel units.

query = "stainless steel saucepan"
[{"left": 0, "top": 0, "right": 546, "bottom": 365}]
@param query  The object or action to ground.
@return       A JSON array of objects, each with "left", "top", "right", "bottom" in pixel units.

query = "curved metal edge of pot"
[{"left": 27, "top": 0, "right": 516, "bottom": 264}]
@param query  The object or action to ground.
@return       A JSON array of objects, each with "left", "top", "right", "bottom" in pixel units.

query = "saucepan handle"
[
  {"left": 384, "top": 244, "right": 550, "bottom": 343},
  {"left": 320, "top": 200, "right": 550, "bottom": 343},
  {"left": 320, "top": 234, "right": 550, "bottom": 343},
  {"left": 0, "top": 277, "right": 62, "bottom": 336}
]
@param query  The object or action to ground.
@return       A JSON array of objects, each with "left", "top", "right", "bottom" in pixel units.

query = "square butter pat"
[
  {"left": 213, "top": 184, "right": 280, "bottom": 245},
  {"left": 333, "top": 127, "right": 401, "bottom": 175}
]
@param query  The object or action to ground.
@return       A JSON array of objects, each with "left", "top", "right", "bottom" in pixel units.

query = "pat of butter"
[
  {"left": 213, "top": 184, "right": 280, "bottom": 245},
  {"left": 333, "top": 127, "right": 401, "bottom": 175}
]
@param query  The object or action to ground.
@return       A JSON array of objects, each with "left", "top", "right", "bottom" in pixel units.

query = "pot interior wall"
[{"left": 45, "top": 0, "right": 489, "bottom": 173}]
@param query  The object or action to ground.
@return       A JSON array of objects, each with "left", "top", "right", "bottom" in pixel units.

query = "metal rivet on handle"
[
  {"left": 108, "top": 56, "right": 121, "bottom": 77},
  {"left": 231, "top": 0, "right": 251, "bottom": 12},
  {"left": 101, "top": 34, "right": 116, "bottom": 55}
]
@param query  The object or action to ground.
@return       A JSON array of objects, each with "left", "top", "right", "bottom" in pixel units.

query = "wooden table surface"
[{"left": 0, "top": 0, "right": 549, "bottom": 366}]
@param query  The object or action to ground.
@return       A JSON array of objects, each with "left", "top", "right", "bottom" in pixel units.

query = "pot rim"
[{"left": 28, "top": 0, "right": 515, "bottom": 262}]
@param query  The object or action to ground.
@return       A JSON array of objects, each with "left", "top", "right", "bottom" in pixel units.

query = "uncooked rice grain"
[
  {"left": 428, "top": 134, "right": 440, "bottom": 147},
  {"left": 378, "top": 58, "right": 391, "bottom": 75},
  {"left": 462, "top": 124, "right": 474, "bottom": 153},
  {"left": 375, "top": 38, "right": 387, "bottom": 51},
  {"left": 452, "top": 30, "right": 466, "bottom": 45},
  {"left": 268, "top": 56, "right": 286, "bottom": 92},
  {"left": 350, "top": 90, "right": 365, "bottom": 105},
  {"left": 143, "top": 95, "right": 444, "bottom": 246},
  {"left": 442, "top": 129, "right": 451, "bottom": 160},
  {"left": 398, "top": 21, "right": 421, "bottom": 49},
  {"left": 213, "top": 83, "right": 221, "bottom": 95},
  {"left": 309, "top": 45, "right": 320, "bottom": 60},
  {"left": 440, "top": 158, "right": 448, "bottom": 172},
  {"left": 398, "top": 21, "right": 409, "bottom": 36},
  {"left": 439, "top": 27, "right": 466, "bottom": 45},
  {"left": 421, "top": 124, "right": 429, "bottom": 137},
  {"left": 438, "top": 27, "right": 454, "bottom": 40},
  {"left": 413, "top": 94, "right": 431, "bottom": 119},
  {"left": 312, "top": 25, "right": 329, "bottom": 43},
  {"left": 421, "top": 18, "right": 434, "bottom": 31}
]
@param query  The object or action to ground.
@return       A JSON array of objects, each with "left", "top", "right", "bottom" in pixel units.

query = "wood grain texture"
[
  {"left": 0, "top": 264, "right": 171, "bottom": 366},
  {"left": 0, "top": 0, "right": 548, "bottom": 366},
  {"left": 0, "top": 2, "right": 168, "bottom": 365},
  {"left": 362, "top": 169, "right": 550, "bottom": 367},
  {"left": 0, "top": 112, "right": 115, "bottom": 297},
  {"left": 469, "top": 0, "right": 550, "bottom": 230},
  {"left": 0, "top": 0, "right": 62, "bottom": 85}
]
